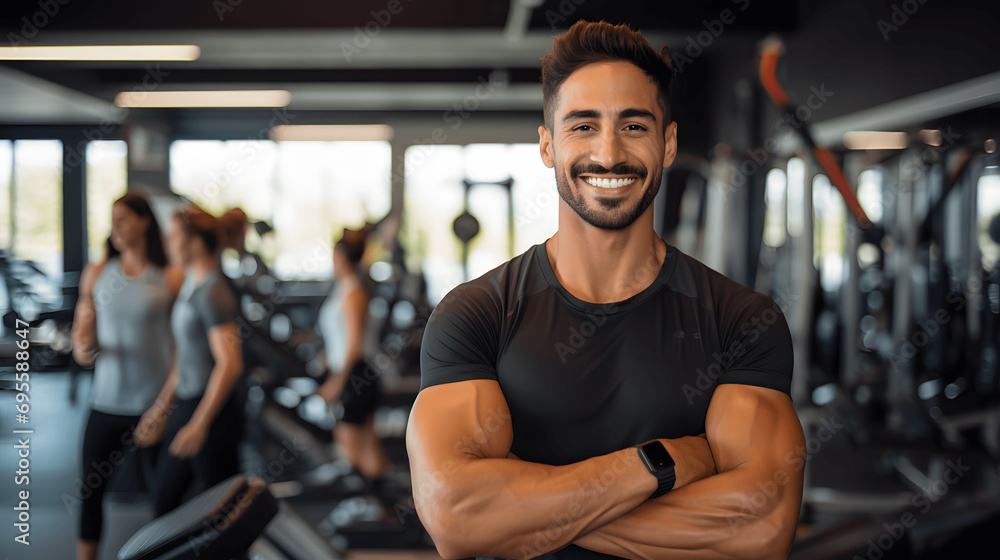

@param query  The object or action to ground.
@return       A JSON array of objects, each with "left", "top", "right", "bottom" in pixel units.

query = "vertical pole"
[
  {"left": 62, "top": 140, "right": 87, "bottom": 275},
  {"left": 505, "top": 178, "right": 514, "bottom": 259},
  {"left": 841, "top": 152, "right": 863, "bottom": 387}
]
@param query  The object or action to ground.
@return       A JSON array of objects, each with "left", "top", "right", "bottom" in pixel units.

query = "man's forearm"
[
  {"left": 419, "top": 446, "right": 653, "bottom": 560},
  {"left": 574, "top": 462, "right": 803, "bottom": 560},
  {"left": 417, "top": 435, "right": 713, "bottom": 560}
]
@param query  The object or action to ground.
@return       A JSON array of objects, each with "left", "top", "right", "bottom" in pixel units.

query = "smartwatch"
[{"left": 636, "top": 440, "right": 676, "bottom": 499}]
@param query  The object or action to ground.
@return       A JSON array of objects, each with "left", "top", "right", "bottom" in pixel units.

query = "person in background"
[
  {"left": 71, "top": 193, "right": 184, "bottom": 560},
  {"left": 218, "top": 207, "right": 270, "bottom": 295},
  {"left": 136, "top": 204, "right": 244, "bottom": 515},
  {"left": 316, "top": 225, "right": 391, "bottom": 506}
]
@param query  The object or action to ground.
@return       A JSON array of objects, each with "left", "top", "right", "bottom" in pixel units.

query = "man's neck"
[{"left": 546, "top": 213, "right": 666, "bottom": 304}]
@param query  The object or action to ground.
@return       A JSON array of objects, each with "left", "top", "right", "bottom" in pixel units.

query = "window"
[
  {"left": 400, "top": 144, "right": 465, "bottom": 303},
  {"left": 402, "top": 143, "right": 557, "bottom": 304},
  {"left": 786, "top": 157, "right": 806, "bottom": 238},
  {"left": 763, "top": 167, "right": 787, "bottom": 248},
  {"left": 977, "top": 171, "right": 1000, "bottom": 270},
  {"left": 170, "top": 140, "right": 391, "bottom": 280},
  {"left": 813, "top": 174, "right": 847, "bottom": 291},
  {"left": 0, "top": 141, "right": 11, "bottom": 251},
  {"left": 9, "top": 140, "right": 63, "bottom": 278},
  {"left": 857, "top": 168, "right": 884, "bottom": 224},
  {"left": 86, "top": 141, "right": 128, "bottom": 263}
]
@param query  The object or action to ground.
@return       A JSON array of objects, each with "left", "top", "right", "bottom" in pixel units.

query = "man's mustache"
[{"left": 570, "top": 163, "right": 646, "bottom": 178}]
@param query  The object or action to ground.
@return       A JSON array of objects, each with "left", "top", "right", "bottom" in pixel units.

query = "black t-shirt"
[{"left": 419, "top": 239, "right": 793, "bottom": 560}]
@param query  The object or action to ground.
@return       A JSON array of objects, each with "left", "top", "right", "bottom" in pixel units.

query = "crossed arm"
[
  {"left": 573, "top": 383, "right": 805, "bottom": 559},
  {"left": 406, "top": 379, "right": 804, "bottom": 560}
]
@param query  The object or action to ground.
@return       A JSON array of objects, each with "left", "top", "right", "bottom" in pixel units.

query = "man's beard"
[{"left": 555, "top": 162, "right": 661, "bottom": 230}]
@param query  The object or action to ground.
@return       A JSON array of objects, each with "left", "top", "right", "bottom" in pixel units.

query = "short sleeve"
[
  {"left": 419, "top": 283, "right": 502, "bottom": 391},
  {"left": 717, "top": 291, "right": 794, "bottom": 397},
  {"left": 199, "top": 278, "right": 238, "bottom": 329}
]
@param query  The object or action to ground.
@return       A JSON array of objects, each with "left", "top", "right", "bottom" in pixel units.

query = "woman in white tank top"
[
  {"left": 70, "top": 193, "right": 183, "bottom": 560},
  {"left": 316, "top": 225, "right": 391, "bottom": 509}
]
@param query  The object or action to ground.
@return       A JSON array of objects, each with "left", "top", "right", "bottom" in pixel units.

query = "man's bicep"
[
  {"left": 407, "top": 379, "right": 513, "bottom": 469},
  {"left": 705, "top": 384, "right": 804, "bottom": 474},
  {"left": 703, "top": 383, "right": 805, "bottom": 553}
]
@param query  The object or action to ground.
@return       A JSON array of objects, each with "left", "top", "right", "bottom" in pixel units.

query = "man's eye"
[
  {"left": 574, "top": 125, "right": 594, "bottom": 132},
  {"left": 625, "top": 124, "right": 647, "bottom": 131}
]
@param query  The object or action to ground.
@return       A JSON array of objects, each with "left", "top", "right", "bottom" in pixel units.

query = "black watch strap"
[{"left": 637, "top": 440, "right": 677, "bottom": 499}]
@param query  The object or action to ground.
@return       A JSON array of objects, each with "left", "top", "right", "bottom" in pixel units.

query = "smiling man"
[{"left": 406, "top": 20, "right": 805, "bottom": 560}]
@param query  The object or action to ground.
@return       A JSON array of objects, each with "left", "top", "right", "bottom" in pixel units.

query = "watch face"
[{"left": 642, "top": 442, "right": 675, "bottom": 471}]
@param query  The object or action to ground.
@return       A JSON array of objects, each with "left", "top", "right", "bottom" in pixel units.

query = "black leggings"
[
  {"left": 79, "top": 409, "right": 155, "bottom": 541},
  {"left": 339, "top": 360, "right": 383, "bottom": 425},
  {"left": 152, "top": 394, "right": 243, "bottom": 516}
]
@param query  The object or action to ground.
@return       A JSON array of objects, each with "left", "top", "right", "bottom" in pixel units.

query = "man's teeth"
[{"left": 584, "top": 177, "right": 638, "bottom": 189}]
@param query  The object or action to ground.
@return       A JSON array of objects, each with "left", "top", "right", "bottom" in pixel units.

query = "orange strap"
[{"left": 759, "top": 41, "right": 872, "bottom": 229}]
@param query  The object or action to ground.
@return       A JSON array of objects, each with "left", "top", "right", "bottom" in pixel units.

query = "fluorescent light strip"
[
  {"left": 115, "top": 90, "right": 291, "bottom": 108},
  {"left": 270, "top": 124, "right": 394, "bottom": 142},
  {"left": 919, "top": 129, "right": 942, "bottom": 146},
  {"left": 843, "top": 131, "right": 908, "bottom": 150},
  {"left": 0, "top": 45, "right": 200, "bottom": 61}
]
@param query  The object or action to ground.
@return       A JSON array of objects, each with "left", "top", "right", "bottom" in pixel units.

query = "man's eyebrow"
[
  {"left": 561, "top": 108, "right": 657, "bottom": 123},
  {"left": 619, "top": 108, "right": 657, "bottom": 121},
  {"left": 562, "top": 109, "right": 599, "bottom": 122}
]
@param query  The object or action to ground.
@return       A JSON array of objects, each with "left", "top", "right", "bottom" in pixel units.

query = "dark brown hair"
[
  {"left": 540, "top": 20, "right": 676, "bottom": 131},
  {"left": 335, "top": 223, "right": 374, "bottom": 267},
  {"left": 105, "top": 192, "right": 168, "bottom": 267},
  {"left": 218, "top": 207, "right": 249, "bottom": 248},
  {"left": 173, "top": 203, "right": 220, "bottom": 254}
]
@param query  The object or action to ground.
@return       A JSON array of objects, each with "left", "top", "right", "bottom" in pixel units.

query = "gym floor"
[{"left": 0, "top": 370, "right": 443, "bottom": 560}]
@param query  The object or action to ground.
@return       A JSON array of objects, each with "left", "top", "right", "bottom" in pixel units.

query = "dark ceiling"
[
  {"left": 0, "top": 0, "right": 798, "bottom": 30},
  {"left": 0, "top": 0, "right": 998, "bottom": 155}
]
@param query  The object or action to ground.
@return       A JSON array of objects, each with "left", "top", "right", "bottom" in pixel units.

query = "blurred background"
[{"left": 1, "top": 0, "right": 1000, "bottom": 558}]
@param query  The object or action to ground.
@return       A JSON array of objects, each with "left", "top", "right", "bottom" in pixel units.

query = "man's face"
[{"left": 539, "top": 61, "right": 677, "bottom": 231}]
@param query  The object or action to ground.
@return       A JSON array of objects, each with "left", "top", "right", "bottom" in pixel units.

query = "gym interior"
[{"left": 2, "top": 0, "right": 1000, "bottom": 558}]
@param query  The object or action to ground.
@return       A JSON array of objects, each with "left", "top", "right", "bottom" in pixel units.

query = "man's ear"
[
  {"left": 539, "top": 124, "right": 554, "bottom": 168},
  {"left": 662, "top": 121, "right": 678, "bottom": 168}
]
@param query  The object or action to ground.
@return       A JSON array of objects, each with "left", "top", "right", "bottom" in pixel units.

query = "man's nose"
[{"left": 591, "top": 128, "right": 626, "bottom": 170}]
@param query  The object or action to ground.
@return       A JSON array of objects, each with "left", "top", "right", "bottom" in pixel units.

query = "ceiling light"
[
  {"left": 0, "top": 45, "right": 200, "bottom": 61},
  {"left": 270, "top": 124, "right": 394, "bottom": 142},
  {"left": 919, "top": 129, "right": 942, "bottom": 146},
  {"left": 843, "top": 131, "right": 907, "bottom": 150},
  {"left": 115, "top": 90, "right": 291, "bottom": 108}
]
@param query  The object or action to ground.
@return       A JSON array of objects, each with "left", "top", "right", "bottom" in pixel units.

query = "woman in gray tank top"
[
  {"left": 137, "top": 204, "right": 244, "bottom": 517},
  {"left": 70, "top": 193, "right": 183, "bottom": 560}
]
